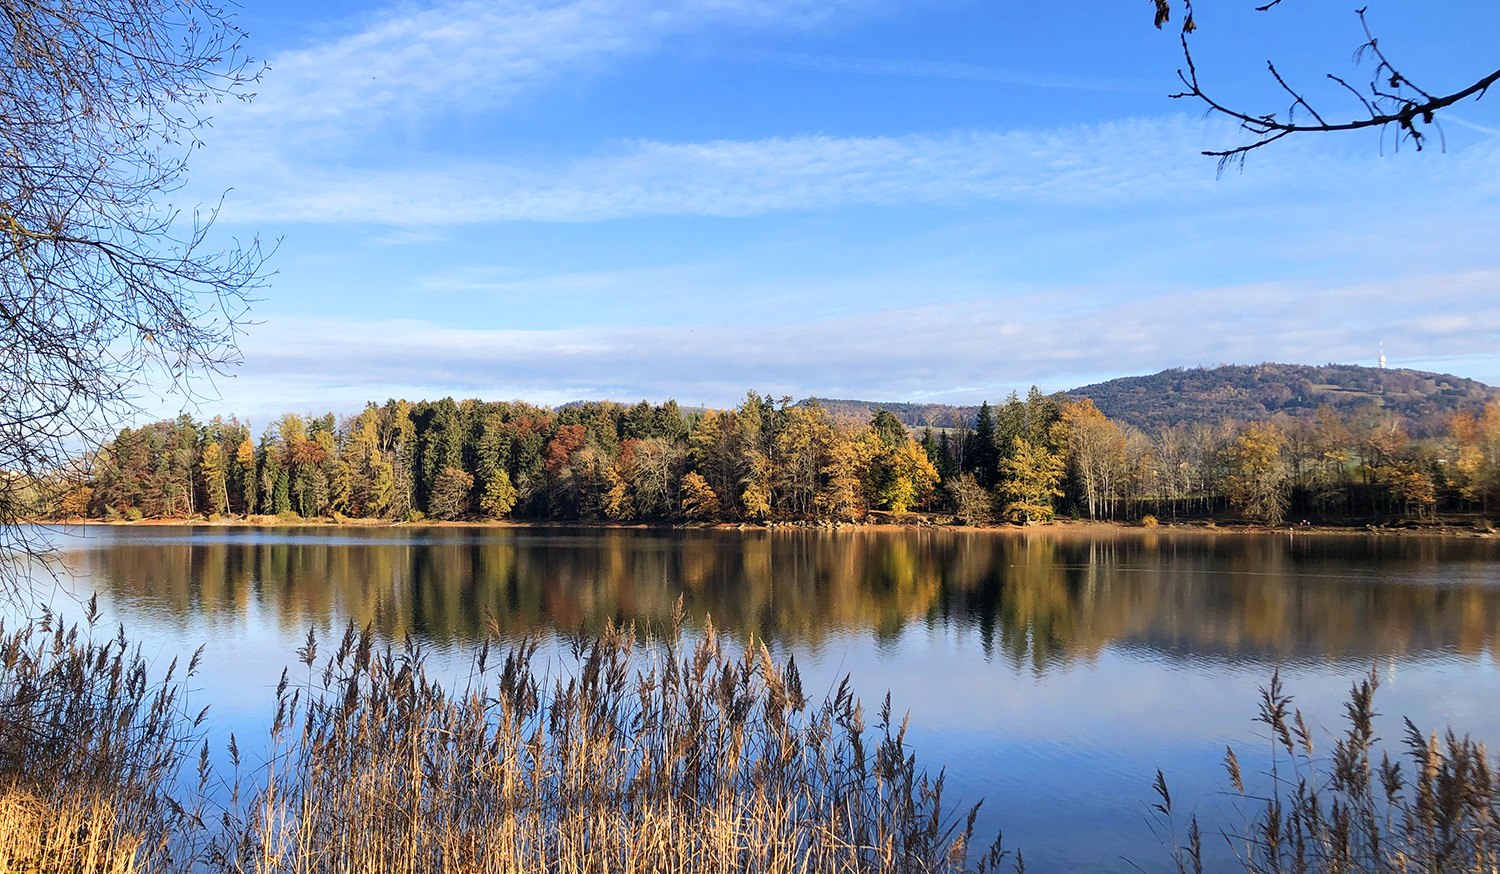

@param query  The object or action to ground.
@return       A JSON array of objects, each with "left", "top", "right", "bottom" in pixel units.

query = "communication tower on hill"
[{"left": 1379, "top": 342, "right": 1386, "bottom": 370}]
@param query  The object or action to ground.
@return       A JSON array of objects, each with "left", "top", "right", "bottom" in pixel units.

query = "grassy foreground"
[
  {"left": 0, "top": 602, "right": 1010, "bottom": 874},
  {"left": 1, "top": 603, "right": 1498, "bottom": 873}
]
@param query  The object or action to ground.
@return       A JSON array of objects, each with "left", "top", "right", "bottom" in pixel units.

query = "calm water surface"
[{"left": 20, "top": 525, "right": 1500, "bottom": 873}]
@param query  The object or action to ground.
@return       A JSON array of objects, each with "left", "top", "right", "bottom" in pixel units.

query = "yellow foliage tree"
[
  {"left": 1451, "top": 401, "right": 1500, "bottom": 516},
  {"left": 1227, "top": 423, "right": 1289, "bottom": 525},
  {"left": 869, "top": 439, "right": 938, "bottom": 514},
  {"left": 1000, "top": 436, "right": 1065, "bottom": 524},
  {"left": 739, "top": 452, "right": 772, "bottom": 520},
  {"left": 680, "top": 471, "right": 721, "bottom": 521},
  {"left": 1061, "top": 400, "right": 1126, "bottom": 521},
  {"left": 199, "top": 441, "right": 229, "bottom": 516},
  {"left": 817, "top": 426, "right": 871, "bottom": 521},
  {"left": 480, "top": 469, "right": 518, "bottom": 519},
  {"left": 601, "top": 465, "right": 634, "bottom": 521}
]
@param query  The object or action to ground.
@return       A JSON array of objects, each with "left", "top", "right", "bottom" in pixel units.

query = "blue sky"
[{"left": 167, "top": 0, "right": 1500, "bottom": 422}]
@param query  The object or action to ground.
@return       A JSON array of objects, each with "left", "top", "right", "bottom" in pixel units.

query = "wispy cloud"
[
  {"left": 186, "top": 270, "right": 1500, "bottom": 419},
  {"left": 232, "top": 0, "right": 890, "bottom": 135},
  {"left": 217, "top": 117, "right": 1500, "bottom": 227},
  {"left": 221, "top": 118, "right": 1264, "bottom": 225},
  {"left": 736, "top": 50, "right": 1148, "bottom": 93}
]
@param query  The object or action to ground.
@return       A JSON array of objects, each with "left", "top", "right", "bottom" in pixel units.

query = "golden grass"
[
  {"left": 6, "top": 599, "right": 1500, "bottom": 873},
  {"left": 220, "top": 608, "right": 1009, "bottom": 874},
  {"left": 1, "top": 601, "right": 1011, "bottom": 874},
  {"left": 1155, "top": 669, "right": 1500, "bottom": 874},
  {"left": 0, "top": 789, "right": 143, "bottom": 874}
]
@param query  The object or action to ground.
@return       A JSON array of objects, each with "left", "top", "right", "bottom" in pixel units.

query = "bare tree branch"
[
  {"left": 0, "top": 0, "right": 272, "bottom": 595},
  {"left": 1152, "top": 1, "right": 1500, "bottom": 168}
]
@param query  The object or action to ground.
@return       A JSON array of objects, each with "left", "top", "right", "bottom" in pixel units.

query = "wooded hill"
[
  {"left": 815, "top": 364, "right": 1499, "bottom": 437},
  {"left": 1066, "top": 364, "right": 1499, "bottom": 437}
]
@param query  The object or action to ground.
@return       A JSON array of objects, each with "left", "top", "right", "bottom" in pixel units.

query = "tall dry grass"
[
  {"left": 1156, "top": 670, "right": 1500, "bottom": 874},
  {"left": 7, "top": 600, "right": 1500, "bottom": 874},
  {"left": 0, "top": 597, "right": 213, "bottom": 873},
  {"left": 219, "top": 603, "right": 1011, "bottom": 874},
  {"left": 0, "top": 602, "right": 1013, "bottom": 874}
]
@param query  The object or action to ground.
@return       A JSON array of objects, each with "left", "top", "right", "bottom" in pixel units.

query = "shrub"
[{"left": 1141, "top": 514, "right": 1158, "bottom": 527}]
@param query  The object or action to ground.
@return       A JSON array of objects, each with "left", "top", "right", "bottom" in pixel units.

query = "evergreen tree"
[
  {"left": 965, "top": 401, "right": 999, "bottom": 488},
  {"left": 936, "top": 432, "right": 956, "bottom": 483}
]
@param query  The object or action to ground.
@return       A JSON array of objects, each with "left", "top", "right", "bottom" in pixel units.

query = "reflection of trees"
[{"left": 79, "top": 529, "right": 1500, "bottom": 668}]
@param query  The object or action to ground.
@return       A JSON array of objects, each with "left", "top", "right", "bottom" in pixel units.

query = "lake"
[{"left": 17, "top": 524, "right": 1500, "bottom": 873}]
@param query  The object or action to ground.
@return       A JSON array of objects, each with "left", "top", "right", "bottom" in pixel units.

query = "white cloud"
[
  {"left": 221, "top": 118, "right": 1254, "bottom": 224},
  {"left": 737, "top": 50, "right": 1149, "bottom": 92},
  {"left": 213, "top": 113, "right": 1500, "bottom": 227},
  {"left": 232, "top": 0, "right": 889, "bottom": 134},
  {"left": 181, "top": 269, "right": 1500, "bottom": 420}
]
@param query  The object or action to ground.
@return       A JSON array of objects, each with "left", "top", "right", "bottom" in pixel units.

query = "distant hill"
[
  {"left": 1065, "top": 364, "right": 1498, "bottom": 437},
  {"left": 809, "top": 398, "right": 971, "bottom": 429},
  {"left": 808, "top": 364, "right": 1499, "bottom": 438}
]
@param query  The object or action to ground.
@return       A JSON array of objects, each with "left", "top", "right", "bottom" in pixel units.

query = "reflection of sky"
[{"left": 9, "top": 525, "right": 1500, "bottom": 874}]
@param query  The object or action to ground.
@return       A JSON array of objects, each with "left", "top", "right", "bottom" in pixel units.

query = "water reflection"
[{"left": 70, "top": 526, "right": 1500, "bottom": 669}]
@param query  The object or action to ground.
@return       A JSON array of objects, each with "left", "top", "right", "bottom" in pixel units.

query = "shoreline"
[{"left": 34, "top": 515, "right": 1499, "bottom": 539}]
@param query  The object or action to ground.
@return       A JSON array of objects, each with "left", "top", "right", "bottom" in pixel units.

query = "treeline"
[{"left": 47, "top": 389, "right": 1500, "bottom": 526}]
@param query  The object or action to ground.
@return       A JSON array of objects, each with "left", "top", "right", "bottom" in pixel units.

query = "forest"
[{"left": 28, "top": 387, "right": 1500, "bottom": 528}]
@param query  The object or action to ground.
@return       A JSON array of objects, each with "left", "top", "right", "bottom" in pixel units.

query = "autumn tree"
[
  {"left": 1451, "top": 402, "right": 1500, "bottom": 516},
  {"left": 775, "top": 405, "right": 833, "bottom": 517},
  {"left": 339, "top": 405, "right": 394, "bottom": 518},
  {"left": 688, "top": 409, "right": 743, "bottom": 516},
  {"left": 947, "top": 473, "right": 992, "bottom": 526},
  {"left": 470, "top": 411, "right": 516, "bottom": 520},
  {"left": 1000, "top": 437, "right": 1065, "bottom": 524},
  {"left": 234, "top": 435, "right": 258, "bottom": 515},
  {"left": 735, "top": 393, "right": 782, "bottom": 520},
  {"left": 1062, "top": 400, "right": 1126, "bottom": 521},
  {"left": 1378, "top": 461, "right": 1437, "bottom": 521},
  {"left": 1227, "top": 423, "right": 1290, "bottom": 525},
  {"left": 428, "top": 467, "right": 474, "bottom": 521},
  {"left": 381, "top": 400, "right": 418, "bottom": 520},
  {"left": 817, "top": 425, "right": 870, "bottom": 522},
  {"left": 680, "top": 471, "right": 721, "bottom": 521},
  {"left": 200, "top": 442, "right": 229, "bottom": 516},
  {"left": 479, "top": 469, "right": 518, "bottom": 518},
  {"left": 862, "top": 411, "right": 938, "bottom": 515}
]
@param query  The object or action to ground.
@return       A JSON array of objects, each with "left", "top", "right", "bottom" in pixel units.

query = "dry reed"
[
  {"left": 216, "top": 602, "right": 1012, "bottom": 874},
  {"left": 9, "top": 599, "right": 1499, "bottom": 874},
  {"left": 0, "top": 597, "right": 213, "bottom": 873},
  {"left": 1157, "top": 669, "right": 1500, "bottom": 874},
  {"left": 0, "top": 601, "right": 1014, "bottom": 874}
]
